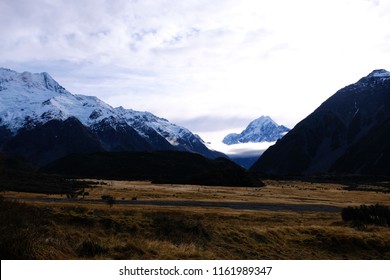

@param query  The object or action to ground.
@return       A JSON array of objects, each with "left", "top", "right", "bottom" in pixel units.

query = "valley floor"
[{"left": 1, "top": 179, "right": 390, "bottom": 259}]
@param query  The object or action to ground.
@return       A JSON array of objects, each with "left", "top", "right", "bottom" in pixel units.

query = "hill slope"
[
  {"left": 43, "top": 151, "right": 263, "bottom": 187},
  {"left": 250, "top": 69, "right": 390, "bottom": 176}
]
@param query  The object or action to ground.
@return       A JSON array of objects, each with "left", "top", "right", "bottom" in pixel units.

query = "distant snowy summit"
[
  {"left": 365, "top": 69, "right": 390, "bottom": 79},
  {"left": 223, "top": 116, "right": 290, "bottom": 145},
  {"left": 0, "top": 67, "right": 224, "bottom": 165}
]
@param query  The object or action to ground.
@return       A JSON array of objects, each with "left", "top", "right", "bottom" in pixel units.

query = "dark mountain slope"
[
  {"left": 0, "top": 151, "right": 90, "bottom": 194},
  {"left": 89, "top": 117, "right": 155, "bottom": 152},
  {"left": 3, "top": 117, "right": 104, "bottom": 166},
  {"left": 43, "top": 151, "right": 263, "bottom": 187},
  {"left": 250, "top": 69, "right": 390, "bottom": 176},
  {"left": 330, "top": 118, "right": 390, "bottom": 175}
]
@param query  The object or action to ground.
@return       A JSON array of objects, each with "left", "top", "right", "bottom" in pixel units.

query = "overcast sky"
[{"left": 1, "top": 0, "right": 390, "bottom": 144}]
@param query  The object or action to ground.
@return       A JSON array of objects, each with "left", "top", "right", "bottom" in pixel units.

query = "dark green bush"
[
  {"left": 151, "top": 213, "right": 210, "bottom": 244},
  {"left": 76, "top": 239, "right": 108, "bottom": 258},
  {"left": 0, "top": 196, "right": 48, "bottom": 259},
  {"left": 341, "top": 204, "right": 390, "bottom": 227}
]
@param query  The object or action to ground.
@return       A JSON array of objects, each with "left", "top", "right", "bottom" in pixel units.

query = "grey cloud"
[
  {"left": 227, "top": 147, "right": 266, "bottom": 157},
  {"left": 174, "top": 115, "right": 253, "bottom": 133},
  {"left": 2, "top": 0, "right": 390, "bottom": 145}
]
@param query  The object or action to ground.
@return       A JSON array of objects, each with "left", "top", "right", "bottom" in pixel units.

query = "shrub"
[
  {"left": 0, "top": 196, "right": 50, "bottom": 259},
  {"left": 151, "top": 213, "right": 210, "bottom": 244},
  {"left": 76, "top": 239, "right": 108, "bottom": 258},
  {"left": 101, "top": 195, "right": 115, "bottom": 207},
  {"left": 66, "top": 192, "right": 78, "bottom": 199},
  {"left": 341, "top": 204, "right": 390, "bottom": 227}
]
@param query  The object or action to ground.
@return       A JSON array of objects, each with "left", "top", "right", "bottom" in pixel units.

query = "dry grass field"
[{"left": 1, "top": 179, "right": 390, "bottom": 259}]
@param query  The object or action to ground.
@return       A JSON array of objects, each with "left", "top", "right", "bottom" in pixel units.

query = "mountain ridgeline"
[
  {"left": 0, "top": 67, "right": 262, "bottom": 187},
  {"left": 250, "top": 69, "right": 390, "bottom": 176},
  {"left": 2, "top": 67, "right": 389, "bottom": 184},
  {"left": 0, "top": 68, "right": 224, "bottom": 166}
]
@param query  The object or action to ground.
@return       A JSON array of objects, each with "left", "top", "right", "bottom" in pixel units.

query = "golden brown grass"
[
  {"left": 1, "top": 179, "right": 390, "bottom": 259},
  {"left": 6, "top": 179, "right": 389, "bottom": 206}
]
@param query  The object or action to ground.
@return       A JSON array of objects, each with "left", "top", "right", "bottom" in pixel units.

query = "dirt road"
[{"left": 7, "top": 196, "right": 341, "bottom": 212}]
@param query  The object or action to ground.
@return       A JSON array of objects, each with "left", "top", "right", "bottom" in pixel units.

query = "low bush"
[
  {"left": 76, "top": 239, "right": 108, "bottom": 258},
  {"left": 150, "top": 213, "right": 210, "bottom": 244},
  {"left": 341, "top": 204, "right": 390, "bottom": 227},
  {"left": 0, "top": 196, "right": 50, "bottom": 259}
]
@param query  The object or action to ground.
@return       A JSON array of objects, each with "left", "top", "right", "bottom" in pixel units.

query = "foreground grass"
[{"left": 1, "top": 196, "right": 389, "bottom": 260}]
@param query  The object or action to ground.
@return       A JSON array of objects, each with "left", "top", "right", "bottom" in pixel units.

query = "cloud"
[
  {"left": 1, "top": 0, "right": 390, "bottom": 144},
  {"left": 208, "top": 142, "right": 274, "bottom": 157},
  {"left": 175, "top": 115, "right": 254, "bottom": 133}
]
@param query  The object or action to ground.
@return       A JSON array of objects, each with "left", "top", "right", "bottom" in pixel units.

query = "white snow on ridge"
[
  {"left": 117, "top": 107, "right": 200, "bottom": 146},
  {"left": 367, "top": 69, "right": 390, "bottom": 78},
  {"left": 0, "top": 68, "right": 203, "bottom": 146}
]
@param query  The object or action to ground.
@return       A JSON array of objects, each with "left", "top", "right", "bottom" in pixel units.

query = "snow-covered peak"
[
  {"left": 246, "top": 116, "right": 277, "bottom": 130},
  {"left": 0, "top": 68, "right": 208, "bottom": 151},
  {"left": 366, "top": 69, "right": 390, "bottom": 78},
  {"left": 0, "top": 67, "right": 224, "bottom": 161},
  {"left": 0, "top": 69, "right": 119, "bottom": 132},
  {"left": 0, "top": 68, "right": 67, "bottom": 94},
  {"left": 223, "top": 116, "right": 289, "bottom": 145}
]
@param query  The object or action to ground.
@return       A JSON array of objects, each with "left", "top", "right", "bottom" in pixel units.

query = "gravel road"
[{"left": 7, "top": 196, "right": 341, "bottom": 212}]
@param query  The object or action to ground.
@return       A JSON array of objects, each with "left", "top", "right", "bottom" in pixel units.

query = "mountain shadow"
[{"left": 43, "top": 151, "right": 264, "bottom": 187}]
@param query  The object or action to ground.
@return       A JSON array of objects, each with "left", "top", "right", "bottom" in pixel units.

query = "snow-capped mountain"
[
  {"left": 0, "top": 68, "right": 223, "bottom": 165},
  {"left": 251, "top": 69, "right": 390, "bottom": 175},
  {"left": 223, "top": 116, "right": 290, "bottom": 145}
]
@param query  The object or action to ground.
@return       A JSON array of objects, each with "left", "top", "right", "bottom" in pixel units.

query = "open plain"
[{"left": 1, "top": 179, "right": 390, "bottom": 259}]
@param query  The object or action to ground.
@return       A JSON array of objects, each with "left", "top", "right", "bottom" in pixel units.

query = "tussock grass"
[
  {"left": 0, "top": 196, "right": 72, "bottom": 259},
  {"left": 1, "top": 195, "right": 390, "bottom": 259},
  {"left": 1, "top": 178, "right": 390, "bottom": 260},
  {"left": 149, "top": 213, "right": 211, "bottom": 245},
  {"left": 76, "top": 238, "right": 108, "bottom": 258}
]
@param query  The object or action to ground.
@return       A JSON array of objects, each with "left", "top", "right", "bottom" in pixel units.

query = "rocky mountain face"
[
  {"left": 0, "top": 68, "right": 224, "bottom": 165},
  {"left": 223, "top": 116, "right": 289, "bottom": 145},
  {"left": 250, "top": 69, "right": 390, "bottom": 176}
]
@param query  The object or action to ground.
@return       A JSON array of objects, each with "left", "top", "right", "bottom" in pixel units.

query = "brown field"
[{"left": 1, "top": 179, "right": 390, "bottom": 259}]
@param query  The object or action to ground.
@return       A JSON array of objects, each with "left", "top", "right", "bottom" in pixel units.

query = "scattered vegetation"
[
  {"left": 1, "top": 195, "right": 390, "bottom": 260},
  {"left": 0, "top": 196, "right": 66, "bottom": 259},
  {"left": 342, "top": 204, "right": 390, "bottom": 228},
  {"left": 76, "top": 239, "right": 108, "bottom": 258}
]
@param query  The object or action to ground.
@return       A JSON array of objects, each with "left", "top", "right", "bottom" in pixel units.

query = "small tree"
[
  {"left": 107, "top": 197, "right": 115, "bottom": 208},
  {"left": 66, "top": 192, "right": 78, "bottom": 199},
  {"left": 101, "top": 195, "right": 115, "bottom": 207}
]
